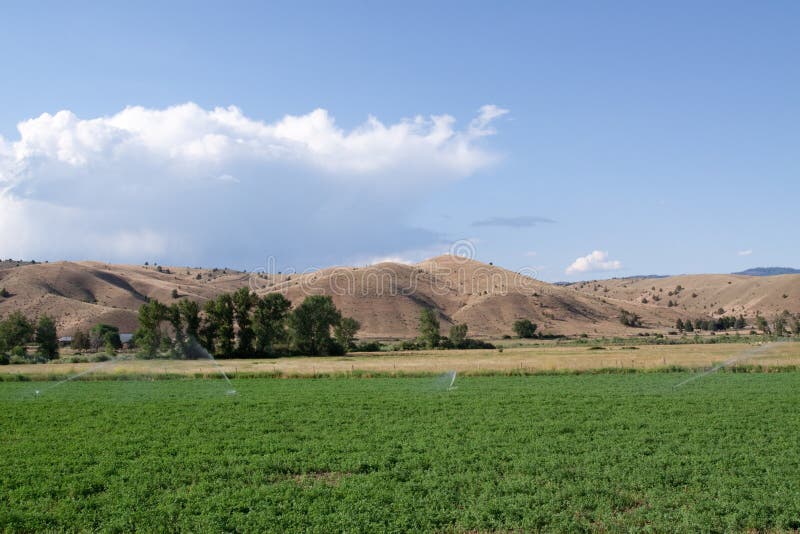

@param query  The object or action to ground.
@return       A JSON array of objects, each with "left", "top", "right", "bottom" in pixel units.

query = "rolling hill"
[{"left": 1, "top": 256, "right": 798, "bottom": 339}]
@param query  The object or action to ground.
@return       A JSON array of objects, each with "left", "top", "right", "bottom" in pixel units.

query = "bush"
[
  {"left": 350, "top": 341, "right": 383, "bottom": 352},
  {"left": 512, "top": 319, "right": 537, "bottom": 338},
  {"left": 9, "top": 354, "right": 28, "bottom": 364},
  {"left": 459, "top": 338, "right": 495, "bottom": 350}
]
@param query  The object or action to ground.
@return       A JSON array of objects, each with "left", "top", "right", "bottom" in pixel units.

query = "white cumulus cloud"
[
  {"left": 0, "top": 103, "right": 506, "bottom": 268},
  {"left": 565, "top": 250, "right": 623, "bottom": 275},
  {"left": 737, "top": 249, "right": 753, "bottom": 256}
]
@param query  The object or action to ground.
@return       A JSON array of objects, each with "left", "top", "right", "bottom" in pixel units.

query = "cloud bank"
[
  {"left": 0, "top": 103, "right": 507, "bottom": 268},
  {"left": 472, "top": 215, "right": 555, "bottom": 228},
  {"left": 565, "top": 250, "right": 623, "bottom": 275}
]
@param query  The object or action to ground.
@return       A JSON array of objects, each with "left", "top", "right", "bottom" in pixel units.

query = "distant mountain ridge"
[{"left": 733, "top": 267, "right": 800, "bottom": 276}]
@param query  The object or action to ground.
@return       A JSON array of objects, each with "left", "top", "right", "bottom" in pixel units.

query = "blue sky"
[{"left": 0, "top": 1, "right": 797, "bottom": 280}]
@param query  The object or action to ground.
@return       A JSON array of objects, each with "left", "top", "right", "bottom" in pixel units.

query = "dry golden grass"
[{"left": 3, "top": 342, "right": 798, "bottom": 378}]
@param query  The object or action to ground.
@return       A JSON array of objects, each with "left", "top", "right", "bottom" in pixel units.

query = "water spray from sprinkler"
[
  {"left": 673, "top": 342, "right": 778, "bottom": 389},
  {"left": 189, "top": 337, "right": 237, "bottom": 396},
  {"left": 447, "top": 370, "right": 457, "bottom": 391}
]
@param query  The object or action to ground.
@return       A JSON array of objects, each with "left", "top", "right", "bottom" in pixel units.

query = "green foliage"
[
  {"left": 0, "top": 311, "right": 34, "bottom": 354},
  {"left": 71, "top": 330, "right": 91, "bottom": 350},
  {"left": 204, "top": 294, "right": 235, "bottom": 357},
  {"left": 756, "top": 315, "right": 771, "bottom": 334},
  {"left": 289, "top": 295, "right": 342, "bottom": 356},
  {"left": 334, "top": 317, "right": 361, "bottom": 351},
  {"left": 619, "top": 310, "right": 642, "bottom": 328},
  {"left": 512, "top": 319, "right": 538, "bottom": 338},
  {"left": 449, "top": 323, "right": 468, "bottom": 348},
  {"left": 2, "top": 374, "right": 800, "bottom": 531},
  {"left": 177, "top": 299, "right": 201, "bottom": 340},
  {"left": 135, "top": 300, "right": 168, "bottom": 357},
  {"left": 773, "top": 312, "right": 790, "bottom": 337},
  {"left": 35, "top": 315, "right": 59, "bottom": 360},
  {"left": 232, "top": 288, "right": 256, "bottom": 356},
  {"left": 90, "top": 324, "right": 122, "bottom": 352},
  {"left": 417, "top": 308, "right": 440, "bottom": 349},
  {"left": 253, "top": 293, "right": 291, "bottom": 356},
  {"left": 0, "top": 287, "right": 9, "bottom": 298}
]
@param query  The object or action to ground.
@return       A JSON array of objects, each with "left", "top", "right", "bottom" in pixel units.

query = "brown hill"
[
  {"left": 1, "top": 257, "right": 798, "bottom": 338},
  {"left": 566, "top": 274, "right": 800, "bottom": 325}
]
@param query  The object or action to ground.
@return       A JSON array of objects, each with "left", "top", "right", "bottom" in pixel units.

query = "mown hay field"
[{"left": 1, "top": 341, "right": 798, "bottom": 379}]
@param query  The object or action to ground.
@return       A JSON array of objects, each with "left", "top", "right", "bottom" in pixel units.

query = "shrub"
[{"left": 512, "top": 319, "right": 537, "bottom": 338}]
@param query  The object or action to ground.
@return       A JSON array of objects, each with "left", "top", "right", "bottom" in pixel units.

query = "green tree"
[
  {"left": 773, "top": 312, "right": 789, "bottom": 337},
  {"left": 232, "top": 287, "right": 256, "bottom": 356},
  {"left": 0, "top": 287, "right": 9, "bottom": 298},
  {"left": 90, "top": 324, "right": 122, "bottom": 352},
  {"left": 449, "top": 323, "right": 468, "bottom": 348},
  {"left": 684, "top": 319, "right": 694, "bottom": 332},
  {"left": 253, "top": 293, "right": 292, "bottom": 356},
  {"left": 167, "top": 303, "right": 187, "bottom": 357},
  {"left": 178, "top": 299, "right": 201, "bottom": 340},
  {"left": 675, "top": 318, "right": 684, "bottom": 332},
  {"left": 417, "top": 308, "right": 441, "bottom": 349},
  {"left": 0, "top": 311, "right": 34, "bottom": 353},
  {"left": 35, "top": 315, "right": 59, "bottom": 360},
  {"left": 512, "top": 319, "right": 538, "bottom": 338},
  {"left": 619, "top": 310, "right": 642, "bottom": 328},
  {"left": 135, "top": 300, "right": 168, "bottom": 357},
  {"left": 334, "top": 317, "right": 361, "bottom": 352},
  {"left": 208, "top": 294, "right": 235, "bottom": 356},
  {"left": 71, "top": 329, "right": 91, "bottom": 350},
  {"left": 289, "top": 295, "right": 342, "bottom": 355},
  {"left": 735, "top": 314, "right": 747, "bottom": 330},
  {"left": 755, "top": 314, "right": 770, "bottom": 335}
]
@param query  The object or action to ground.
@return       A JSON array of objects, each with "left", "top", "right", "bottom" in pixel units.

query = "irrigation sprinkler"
[{"left": 672, "top": 342, "right": 779, "bottom": 389}]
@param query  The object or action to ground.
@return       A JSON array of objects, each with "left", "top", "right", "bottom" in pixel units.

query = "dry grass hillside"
[
  {"left": 1, "top": 257, "right": 798, "bottom": 338},
  {"left": 567, "top": 274, "right": 800, "bottom": 325}
]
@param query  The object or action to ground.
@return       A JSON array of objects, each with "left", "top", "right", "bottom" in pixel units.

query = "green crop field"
[{"left": 2, "top": 373, "right": 800, "bottom": 532}]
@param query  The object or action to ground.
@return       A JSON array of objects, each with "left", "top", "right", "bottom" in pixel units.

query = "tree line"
[
  {"left": 0, "top": 312, "right": 58, "bottom": 364},
  {"left": 676, "top": 312, "right": 800, "bottom": 335},
  {"left": 134, "top": 290, "right": 362, "bottom": 358}
]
